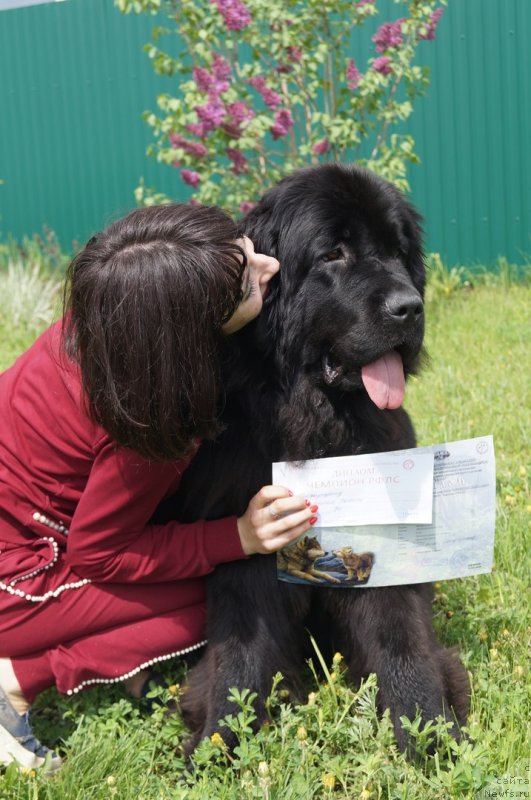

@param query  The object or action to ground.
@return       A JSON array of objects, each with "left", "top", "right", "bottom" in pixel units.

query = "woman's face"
[{"left": 222, "top": 237, "right": 280, "bottom": 334}]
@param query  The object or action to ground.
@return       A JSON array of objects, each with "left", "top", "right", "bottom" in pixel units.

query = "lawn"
[{"left": 0, "top": 256, "right": 529, "bottom": 799}]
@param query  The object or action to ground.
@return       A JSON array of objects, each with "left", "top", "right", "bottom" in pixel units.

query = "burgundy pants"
[{"left": 0, "top": 572, "right": 206, "bottom": 702}]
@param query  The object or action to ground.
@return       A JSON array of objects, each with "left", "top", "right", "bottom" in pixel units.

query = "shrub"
[{"left": 116, "top": 0, "right": 446, "bottom": 212}]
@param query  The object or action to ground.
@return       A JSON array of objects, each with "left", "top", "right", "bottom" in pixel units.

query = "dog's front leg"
[
  {"left": 324, "top": 584, "right": 469, "bottom": 756},
  {"left": 181, "top": 555, "right": 311, "bottom": 756}
]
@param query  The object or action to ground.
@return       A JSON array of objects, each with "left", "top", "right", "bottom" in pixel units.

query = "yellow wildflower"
[
  {"left": 20, "top": 767, "right": 36, "bottom": 778},
  {"left": 210, "top": 732, "right": 225, "bottom": 748},
  {"left": 322, "top": 773, "right": 336, "bottom": 790}
]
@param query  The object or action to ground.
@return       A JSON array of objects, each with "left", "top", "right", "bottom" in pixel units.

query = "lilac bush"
[{"left": 116, "top": 0, "right": 446, "bottom": 212}]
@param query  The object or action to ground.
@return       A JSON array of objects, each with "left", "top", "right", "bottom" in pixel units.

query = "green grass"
[
  {"left": 1, "top": 260, "right": 530, "bottom": 799},
  {"left": 0, "top": 236, "right": 64, "bottom": 370}
]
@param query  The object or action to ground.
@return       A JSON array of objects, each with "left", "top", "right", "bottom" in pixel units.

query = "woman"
[{"left": 0, "top": 203, "right": 318, "bottom": 771}]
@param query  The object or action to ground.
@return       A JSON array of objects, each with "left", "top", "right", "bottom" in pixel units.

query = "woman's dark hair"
[{"left": 62, "top": 203, "right": 245, "bottom": 461}]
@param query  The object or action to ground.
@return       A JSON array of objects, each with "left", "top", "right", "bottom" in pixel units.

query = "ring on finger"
[{"left": 268, "top": 505, "right": 280, "bottom": 520}]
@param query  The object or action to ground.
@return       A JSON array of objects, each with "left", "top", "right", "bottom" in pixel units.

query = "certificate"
[
  {"left": 274, "top": 436, "right": 496, "bottom": 588},
  {"left": 274, "top": 451, "right": 434, "bottom": 526}
]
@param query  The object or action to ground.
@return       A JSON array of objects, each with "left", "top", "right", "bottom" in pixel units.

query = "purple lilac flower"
[
  {"left": 270, "top": 108, "right": 294, "bottom": 140},
  {"left": 212, "top": 53, "right": 232, "bottom": 81},
  {"left": 312, "top": 139, "right": 330, "bottom": 156},
  {"left": 221, "top": 101, "right": 255, "bottom": 139},
  {"left": 193, "top": 56, "right": 231, "bottom": 97},
  {"left": 227, "top": 101, "right": 255, "bottom": 124},
  {"left": 418, "top": 7, "right": 444, "bottom": 40},
  {"left": 247, "top": 76, "right": 266, "bottom": 91},
  {"left": 248, "top": 76, "right": 282, "bottom": 109},
  {"left": 211, "top": 0, "right": 251, "bottom": 31},
  {"left": 169, "top": 133, "right": 208, "bottom": 158},
  {"left": 181, "top": 169, "right": 200, "bottom": 188},
  {"left": 274, "top": 45, "right": 302, "bottom": 75},
  {"left": 261, "top": 87, "right": 281, "bottom": 109},
  {"left": 214, "top": 80, "right": 230, "bottom": 96},
  {"left": 193, "top": 66, "right": 214, "bottom": 93},
  {"left": 372, "top": 18, "right": 405, "bottom": 53},
  {"left": 195, "top": 100, "right": 226, "bottom": 130},
  {"left": 356, "top": 0, "right": 375, "bottom": 6},
  {"left": 346, "top": 58, "right": 361, "bottom": 90},
  {"left": 373, "top": 56, "right": 393, "bottom": 75},
  {"left": 185, "top": 122, "right": 209, "bottom": 138},
  {"left": 239, "top": 201, "right": 255, "bottom": 213},
  {"left": 226, "top": 148, "right": 248, "bottom": 174}
]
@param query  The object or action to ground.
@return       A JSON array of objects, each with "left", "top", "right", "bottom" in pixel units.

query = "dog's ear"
[{"left": 243, "top": 197, "right": 280, "bottom": 258}]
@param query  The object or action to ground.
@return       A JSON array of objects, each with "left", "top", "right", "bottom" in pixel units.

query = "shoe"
[{"left": 0, "top": 686, "right": 62, "bottom": 773}]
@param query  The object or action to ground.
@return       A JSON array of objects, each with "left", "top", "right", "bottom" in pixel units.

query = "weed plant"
[
  {"left": 0, "top": 228, "right": 72, "bottom": 275},
  {"left": 0, "top": 253, "right": 529, "bottom": 799},
  {"left": 0, "top": 231, "right": 65, "bottom": 368}
]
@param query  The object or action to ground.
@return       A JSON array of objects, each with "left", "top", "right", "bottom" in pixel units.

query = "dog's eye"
[{"left": 322, "top": 248, "right": 345, "bottom": 263}]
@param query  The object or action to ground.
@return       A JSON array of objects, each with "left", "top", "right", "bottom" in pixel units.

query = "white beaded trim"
[
  {"left": 31, "top": 510, "right": 69, "bottom": 536},
  {"left": 9, "top": 535, "right": 59, "bottom": 586},
  {"left": 0, "top": 575, "right": 92, "bottom": 603},
  {"left": 66, "top": 639, "right": 208, "bottom": 695},
  {"left": 1, "top": 512, "right": 91, "bottom": 601}
]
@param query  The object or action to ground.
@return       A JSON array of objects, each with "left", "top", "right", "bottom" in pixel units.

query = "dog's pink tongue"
[{"left": 361, "top": 351, "right": 405, "bottom": 409}]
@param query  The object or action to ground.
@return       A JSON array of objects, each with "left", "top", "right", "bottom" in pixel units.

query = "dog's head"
[
  {"left": 243, "top": 164, "right": 425, "bottom": 410},
  {"left": 302, "top": 536, "right": 326, "bottom": 559},
  {"left": 333, "top": 547, "right": 375, "bottom": 569}
]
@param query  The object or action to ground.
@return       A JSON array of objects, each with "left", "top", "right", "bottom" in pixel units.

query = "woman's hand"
[{"left": 237, "top": 485, "right": 318, "bottom": 556}]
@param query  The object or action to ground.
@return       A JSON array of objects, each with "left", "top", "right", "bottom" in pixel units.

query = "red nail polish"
[
  {"left": 310, "top": 516, "right": 318, "bottom": 525},
  {"left": 305, "top": 500, "right": 311, "bottom": 507},
  {"left": 288, "top": 490, "right": 294, "bottom": 496},
  {"left": 310, "top": 505, "right": 318, "bottom": 513}
]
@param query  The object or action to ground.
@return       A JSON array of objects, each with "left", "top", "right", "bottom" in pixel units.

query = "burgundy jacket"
[{"left": 0, "top": 321, "right": 245, "bottom": 602}]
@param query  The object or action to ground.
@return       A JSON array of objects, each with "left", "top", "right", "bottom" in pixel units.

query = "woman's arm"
[
  {"left": 65, "top": 440, "right": 245, "bottom": 583},
  {"left": 64, "top": 441, "right": 315, "bottom": 584}
]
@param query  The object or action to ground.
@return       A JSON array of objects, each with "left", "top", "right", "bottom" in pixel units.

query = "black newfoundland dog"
[{"left": 158, "top": 163, "right": 469, "bottom": 756}]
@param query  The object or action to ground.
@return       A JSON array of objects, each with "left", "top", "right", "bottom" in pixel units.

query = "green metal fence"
[{"left": 0, "top": 0, "right": 529, "bottom": 266}]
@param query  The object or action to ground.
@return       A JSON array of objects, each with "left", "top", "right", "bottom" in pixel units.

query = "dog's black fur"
[{"left": 156, "top": 164, "right": 469, "bottom": 756}]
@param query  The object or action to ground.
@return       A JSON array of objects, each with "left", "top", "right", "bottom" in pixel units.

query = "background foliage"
[
  {"left": 2, "top": 1, "right": 529, "bottom": 266},
  {"left": 117, "top": 0, "right": 446, "bottom": 212}
]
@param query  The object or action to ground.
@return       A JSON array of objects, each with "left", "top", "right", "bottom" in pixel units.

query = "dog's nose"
[{"left": 384, "top": 289, "right": 424, "bottom": 325}]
